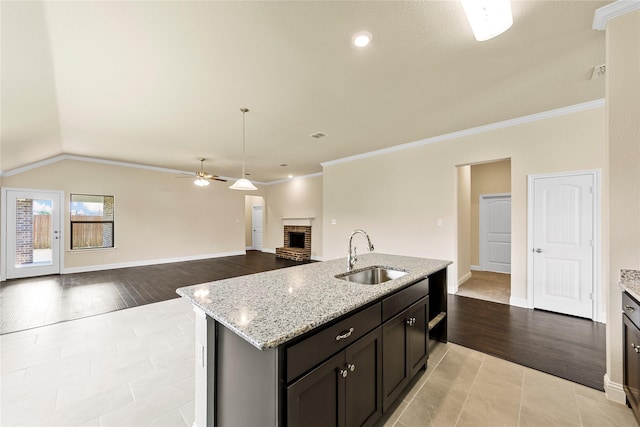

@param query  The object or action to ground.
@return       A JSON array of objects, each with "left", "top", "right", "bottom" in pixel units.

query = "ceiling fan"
[{"left": 177, "top": 158, "right": 227, "bottom": 187}]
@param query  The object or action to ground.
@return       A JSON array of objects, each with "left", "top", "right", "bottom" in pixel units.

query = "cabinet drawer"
[
  {"left": 382, "top": 278, "right": 428, "bottom": 322},
  {"left": 286, "top": 303, "right": 381, "bottom": 382},
  {"left": 623, "top": 292, "right": 640, "bottom": 329}
]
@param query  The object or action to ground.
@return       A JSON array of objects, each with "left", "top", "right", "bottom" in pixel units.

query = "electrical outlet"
[
  {"left": 437, "top": 219, "right": 443, "bottom": 226},
  {"left": 331, "top": 219, "right": 337, "bottom": 225}
]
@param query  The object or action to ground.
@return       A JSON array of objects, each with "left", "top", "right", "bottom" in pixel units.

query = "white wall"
[
  {"left": 1, "top": 159, "right": 250, "bottom": 272},
  {"left": 456, "top": 165, "right": 471, "bottom": 286},
  {"left": 604, "top": 9, "right": 640, "bottom": 401},
  {"left": 323, "top": 107, "right": 606, "bottom": 305}
]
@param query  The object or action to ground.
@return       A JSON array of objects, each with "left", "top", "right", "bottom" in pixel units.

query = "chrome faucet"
[{"left": 347, "top": 229, "right": 374, "bottom": 271}]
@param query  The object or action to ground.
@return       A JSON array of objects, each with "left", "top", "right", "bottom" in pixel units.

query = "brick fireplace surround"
[{"left": 276, "top": 225, "right": 311, "bottom": 261}]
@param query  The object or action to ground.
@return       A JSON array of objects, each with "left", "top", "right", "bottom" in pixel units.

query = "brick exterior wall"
[
  {"left": 102, "top": 196, "right": 114, "bottom": 247},
  {"left": 276, "top": 225, "right": 311, "bottom": 261},
  {"left": 15, "top": 199, "right": 34, "bottom": 265}
]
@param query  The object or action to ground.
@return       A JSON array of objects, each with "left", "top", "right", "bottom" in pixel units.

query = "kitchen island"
[{"left": 177, "top": 253, "right": 451, "bottom": 427}]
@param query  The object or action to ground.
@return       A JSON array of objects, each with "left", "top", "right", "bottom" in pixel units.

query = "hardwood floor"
[
  {"left": 1, "top": 252, "right": 605, "bottom": 391},
  {"left": 448, "top": 294, "right": 606, "bottom": 390},
  {"left": 0, "top": 251, "right": 312, "bottom": 334}
]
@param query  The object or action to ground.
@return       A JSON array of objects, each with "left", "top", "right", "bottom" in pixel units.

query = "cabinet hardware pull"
[
  {"left": 406, "top": 317, "right": 416, "bottom": 326},
  {"left": 624, "top": 305, "right": 636, "bottom": 312},
  {"left": 348, "top": 363, "right": 356, "bottom": 372},
  {"left": 336, "top": 327, "right": 354, "bottom": 341},
  {"left": 633, "top": 343, "right": 638, "bottom": 350},
  {"left": 339, "top": 369, "right": 349, "bottom": 378}
]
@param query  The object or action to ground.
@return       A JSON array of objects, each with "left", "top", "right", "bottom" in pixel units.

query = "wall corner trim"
[
  {"left": 509, "top": 297, "right": 530, "bottom": 309},
  {"left": 603, "top": 373, "right": 627, "bottom": 404},
  {"left": 593, "top": 0, "right": 640, "bottom": 30}
]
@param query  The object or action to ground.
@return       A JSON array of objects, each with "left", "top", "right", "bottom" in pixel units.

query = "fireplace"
[
  {"left": 288, "top": 232, "right": 305, "bottom": 249},
  {"left": 276, "top": 225, "right": 311, "bottom": 261}
]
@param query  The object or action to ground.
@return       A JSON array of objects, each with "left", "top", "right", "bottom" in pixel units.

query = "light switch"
[
  {"left": 437, "top": 219, "right": 443, "bottom": 226},
  {"left": 331, "top": 219, "right": 337, "bottom": 225}
]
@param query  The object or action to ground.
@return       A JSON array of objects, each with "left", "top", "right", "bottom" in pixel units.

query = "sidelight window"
[{"left": 70, "top": 194, "right": 114, "bottom": 250}]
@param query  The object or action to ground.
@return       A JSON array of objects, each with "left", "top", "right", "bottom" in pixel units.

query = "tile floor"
[{"left": 1, "top": 298, "right": 636, "bottom": 427}]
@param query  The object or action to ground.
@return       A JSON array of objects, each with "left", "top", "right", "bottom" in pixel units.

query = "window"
[{"left": 70, "top": 194, "right": 114, "bottom": 250}]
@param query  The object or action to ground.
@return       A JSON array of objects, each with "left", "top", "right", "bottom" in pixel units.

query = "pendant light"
[{"left": 229, "top": 108, "right": 257, "bottom": 191}]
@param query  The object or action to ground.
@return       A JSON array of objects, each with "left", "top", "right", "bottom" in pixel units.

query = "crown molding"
[
  {"left": 0, "top": 154, "right": 266, "bottom": 184},
  {"left": 0, "top": 153, "right": 321, "bottom": 185},
  {"left": 593, "top": 0, "right": 640, "bottom": 30},
  {"left": 321, "top": 99, "right": 605, "bottom": 168},
  {"left": 3, "top": 99, "right": 604, "bottom": 182}
]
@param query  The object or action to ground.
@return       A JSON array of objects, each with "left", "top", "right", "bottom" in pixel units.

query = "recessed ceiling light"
[
  {"left": 288, "top": 175, "right": 293, "bottom": 179},
  {"left": 352, "top": 31, "right": 372, "bottom": 48}
]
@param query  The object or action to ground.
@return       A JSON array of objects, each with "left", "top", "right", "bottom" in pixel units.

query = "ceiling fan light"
[
  {"left": 194, "top": 178, "right": 210, "bottom": 187},
  {"left": 229, "top": 178, "right": 257, "bottom": 191},
  {"left": 461, "top": 0, "right": 513, "bottom": 42}
]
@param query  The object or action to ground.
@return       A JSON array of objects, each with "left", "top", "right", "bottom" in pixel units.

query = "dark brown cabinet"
[
  {"left": 382, "top": 296, "right": 429, "bottom": 411},
  {"left": 623, "top": 292, "right": 640, "bottom": 424},
  {"left": 287, "top": 327, "right": 383, "bottom": 427}
]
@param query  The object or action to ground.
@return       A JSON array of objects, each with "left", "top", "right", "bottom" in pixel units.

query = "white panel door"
[
  {"left": 252, "top": 206, "right": 263, "bottom": 250},
  {"left": 4, "top": 189, "right": 62, "bottom": 279},
  {"left": 480, "top": 194, "right": 511, "bottom": 273},
  {"left": 532, "top": 174, "right": 594, "bottom": 319}
]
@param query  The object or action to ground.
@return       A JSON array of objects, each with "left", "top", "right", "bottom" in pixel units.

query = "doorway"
[
  {"left": 457, "top": 159, "right": 512, "bottom": 305},
  {"left": 528, "top": 170, "right": 598, "bottom": 320},
  {"left": 244, "top": 195, "right": 264, "bottom": 251},
  {"left": 2, "top": 188, "right": 63, "bottom": 280}
]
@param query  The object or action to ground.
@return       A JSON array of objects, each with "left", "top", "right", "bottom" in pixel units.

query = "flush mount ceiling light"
[
  {"left": 229, "top": 108, "right": 257, "bottom": 191},
  {"left": 352, "top": 31, "right": 372, "bottom": 47},
  {"left": 461, "top": 0, "right": 513, "bottom": 41}
]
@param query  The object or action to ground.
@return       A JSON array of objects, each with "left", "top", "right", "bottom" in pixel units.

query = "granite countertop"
[
  {"left": 177, "top": 253, "right": 451, "bottom": 350},
  {"left": 620, "top": 269, "right": 640, "bottom": 301}
]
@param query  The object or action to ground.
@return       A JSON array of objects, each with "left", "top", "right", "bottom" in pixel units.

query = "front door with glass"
[{"left": 3, "top": 189, "right": 62, "bottom": 279}]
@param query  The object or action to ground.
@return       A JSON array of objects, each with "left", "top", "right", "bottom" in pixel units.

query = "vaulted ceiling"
[{"left": 1, "top": 1, "right": 608, "bottom": 182}]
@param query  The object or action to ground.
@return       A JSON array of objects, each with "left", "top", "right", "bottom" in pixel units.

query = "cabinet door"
[
  {"left": 407, "top": 297, "right": 429, "bottom": 379},
  {"left": 345, "top": 327, "right": 382, "bottom": 427},
  {"left": 287, "top": 352, "right": 346, "bottom": 427},
  {"left": 623, "top": 315, "right": 640, "bottom": 416},
  {"left": 382, "top": 309, "right": 409, "bottom": 412}
]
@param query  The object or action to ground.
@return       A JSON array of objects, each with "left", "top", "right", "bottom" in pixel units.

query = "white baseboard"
[
  {"left": 470, "top": 265, "right": 482, "bottom": 271},
  {"left": 261, "top": 248, "right": 276, "bottom": 254},
  {"left": 62, "top": 250, "right": 247, "bottom": 274},
  {"left": 604, "top": 373, "right": 626, "bottom": 404},
  {"left": 245, "top": 246, "right": 253, "bottom": 250},
  {"left": 509, "top": 296, "right": 530, "bottom": 309},
  {"left": 311, "top": 255, "right": 323, "bottom": 261},
  {"left": 458, "top": 271, "right": 472, "bottom": 286}
]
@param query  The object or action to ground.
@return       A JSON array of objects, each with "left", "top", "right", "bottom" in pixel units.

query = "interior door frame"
[
  {"left": 479, "top": 192, "right": 511, "bottom": 273},
  {"left": 1, "top": 187, "right": 65, "bottom": 281},
  {"left": 526, "top": 170, "right": 601, "bottom": 322}
]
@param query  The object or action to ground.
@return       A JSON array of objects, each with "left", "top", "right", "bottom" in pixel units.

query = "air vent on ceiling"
[
  {"left": 310, "top": 132, "right": 326, "bottom": 139},
  {"left": 591, "top": 64, "right": 606, "bottom": 79}
]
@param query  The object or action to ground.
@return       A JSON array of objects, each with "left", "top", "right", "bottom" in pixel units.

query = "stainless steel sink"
[{"left": 335, "top": 266, "right": 408, "bottom": 285}]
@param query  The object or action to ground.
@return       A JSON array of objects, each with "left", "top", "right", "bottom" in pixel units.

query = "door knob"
[{"left": 534, "top": 248, "right": 543, "bottom": 253}]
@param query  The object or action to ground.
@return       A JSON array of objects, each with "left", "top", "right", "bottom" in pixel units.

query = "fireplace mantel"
[{"left": 281, "top": 217, "right": 314, "bottom": 226}]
